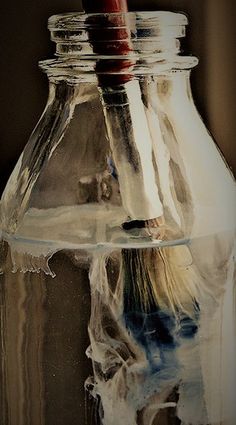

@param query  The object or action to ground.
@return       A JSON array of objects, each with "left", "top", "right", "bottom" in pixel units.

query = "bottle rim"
[
  {"left": 48, "top": 11, "right": 188, "bottom": 31},
  {"left": 40, "top": 11, "right": 198, "bottom": 82}
]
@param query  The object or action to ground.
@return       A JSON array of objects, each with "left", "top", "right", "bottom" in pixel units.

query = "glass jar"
[{"left": 0, "top": 11, "right": 235, "bottom": 425}]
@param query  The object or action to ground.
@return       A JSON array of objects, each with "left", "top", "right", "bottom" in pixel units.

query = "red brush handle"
[
  {"left": 82, "top": 0, "right": 128, "bottom": 13},
  {"left": 83, "top": 0, "right": 133, "bottom": 86}
]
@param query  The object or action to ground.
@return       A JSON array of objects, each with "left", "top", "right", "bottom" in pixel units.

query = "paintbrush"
[
  {"left": 82, "top": 0, "right": 164, "bottom": 232},
  {"left": 82, "top": 0, "right": 199, "bottom": 316}
]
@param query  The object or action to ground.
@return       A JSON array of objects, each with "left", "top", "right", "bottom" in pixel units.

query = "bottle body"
[
  {"left": 0, "top": 243, "right": 92, "bottom": 425},
  {"left": 1, "top": 234, "right": 235, "bottom": 425},
  {"left": 1, "top": 11, "right": 235, "bottom": 425}
]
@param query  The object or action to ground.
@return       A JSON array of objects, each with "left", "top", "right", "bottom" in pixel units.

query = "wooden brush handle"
[
  {"left": 82, "top": 0, "right": 128, "bottom": 13},
  {"left": 82, "top": 0, "right": 133, "bottom": 86}
]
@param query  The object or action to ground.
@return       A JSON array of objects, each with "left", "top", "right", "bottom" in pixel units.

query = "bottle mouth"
[
  {"left": 40, "top": 11, "right": 198, "bottom": 81},
  {"left": 48, "top": 11, "right": 187, "bottom": 57}
]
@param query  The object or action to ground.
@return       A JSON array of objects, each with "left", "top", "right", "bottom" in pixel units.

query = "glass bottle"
[{"left": 0, "top": 11, "right": 235, "bottom": 425}]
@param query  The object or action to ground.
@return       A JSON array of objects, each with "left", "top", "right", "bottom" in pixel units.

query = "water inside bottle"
[{"left": 0, "top": 208, "right": 235, "bottom": 425}]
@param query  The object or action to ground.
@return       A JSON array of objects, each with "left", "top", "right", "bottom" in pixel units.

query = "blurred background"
[{"left": 0, "top": 0, "right": 235, "bottom": 194}]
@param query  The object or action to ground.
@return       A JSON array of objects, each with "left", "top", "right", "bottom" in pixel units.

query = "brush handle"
[
  {"left": 83, "top": 0, "right": 132, "bottom": 86},
  {"left": 82, "top": 1, "right": 163, "bottom": 221},
  {"left": 82, "top": 0, "right": 128, "bottom": 13}
]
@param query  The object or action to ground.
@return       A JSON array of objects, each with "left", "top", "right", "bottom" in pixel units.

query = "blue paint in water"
[
  {"left": 123, "top": 308, "right": 203, "bottom": 417},
  {"left": 122, "top": 248, "right": 200, "bottom": 379},
  {"left": 124, "top": 310, "right": 178, "bottom": 373},
  {"left": 178, "top": 314, "right": 199, "bottom": 339},
  {"left": 124, "top": 306, "right": 199, "bottom": 367}
]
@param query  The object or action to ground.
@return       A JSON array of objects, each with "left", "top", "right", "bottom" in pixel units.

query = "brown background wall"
[{"left": 0, "top": 0, "right": 235, "bottom": 194}]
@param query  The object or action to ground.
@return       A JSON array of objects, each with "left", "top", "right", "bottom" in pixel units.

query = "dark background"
[{"left": 0, "top": 0, "right": 235, "bottom": 194}]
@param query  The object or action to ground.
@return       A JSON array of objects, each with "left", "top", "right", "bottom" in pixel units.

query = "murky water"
[{"left": 0, "top": 229, "right": 235, "bottom": 425}]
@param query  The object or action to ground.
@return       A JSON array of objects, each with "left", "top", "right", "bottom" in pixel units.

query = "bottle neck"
[
  {"left": 44, "top": 70, "right": 195, "bottom": 115},
  {"left": 39, "top": 11, "right": 198, "bottom": 83}
]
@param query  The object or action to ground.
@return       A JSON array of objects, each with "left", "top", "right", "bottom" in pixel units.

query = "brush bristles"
[{"left": 123, "top": 246, "right": 200, "bottom": 318}]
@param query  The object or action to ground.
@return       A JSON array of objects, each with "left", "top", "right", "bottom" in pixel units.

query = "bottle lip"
[
  {"left": 41, "top": 10, "right": 198, "bottom": 82},
  {"left": 48, "top": 11, "right": 188, "bottom": 56},
  {"left": 48, "top": 11, "right": 188, "bottom": 31}
]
